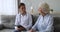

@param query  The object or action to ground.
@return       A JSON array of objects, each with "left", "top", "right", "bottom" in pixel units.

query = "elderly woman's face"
[
  {"left": 38, "top": 7, "right": 45, "bottom": 15},
  {"left": 38, "top": 3, "right": 50, "bottom": 15}
]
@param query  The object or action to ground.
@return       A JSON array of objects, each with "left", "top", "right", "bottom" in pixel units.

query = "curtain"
[{"left": 0, "top": 0, "right": 18, "bottom": 15}]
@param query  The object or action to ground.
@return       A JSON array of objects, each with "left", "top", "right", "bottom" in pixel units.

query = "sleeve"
[
  {"left": 24, "top": 14, "right": 32, "bottom": 30},
  {"left": 32, "top": 16, "right": 40, "bottom": 30},
  {"left": 41, "top": 16, "right": 53, "bottom": 32},
  {"left": 15, "top": 14, "right": 19, "bottom": 29},
  {"left": 15, "top": 15, "right": 19, "bottom": 25}
]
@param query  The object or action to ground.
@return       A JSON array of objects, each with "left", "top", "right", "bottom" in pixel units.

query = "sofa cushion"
[
  {"left": 54, "top": 17, "right": 60, "bottom": 25},
  {"left": 32, "top": 15, "right": 39, "bottom": 25},
  {"left": 1, "top": 15, "right": 15, "bottom": 29},
  {"left": 0, "top": 24, "right": 4, "bottom": 30},
  {"left": 0, "top": 29, "right": 14, "bottom": 32},
  {"left": 53, "top": 17, "right": 60, "bottom": 32}
]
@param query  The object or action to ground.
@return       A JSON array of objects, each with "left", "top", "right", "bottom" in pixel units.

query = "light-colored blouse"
[
  {"left": 32, "top": 14, "right": 53, "bottom": 32},
  {"left": 15, "top": 13, "right": 32, "bottom": 30}
]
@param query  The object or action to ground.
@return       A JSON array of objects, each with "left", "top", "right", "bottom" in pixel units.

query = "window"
[{"left": 0, "top": 0, "right": 18, "bottom": 15}]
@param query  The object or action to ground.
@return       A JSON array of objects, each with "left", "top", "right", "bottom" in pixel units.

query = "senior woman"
[{"left": 29, "top": 2, "right": 53, "bottom": 32}]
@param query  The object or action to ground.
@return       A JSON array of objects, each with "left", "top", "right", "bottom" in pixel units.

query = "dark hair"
[{"left": 18, "top": 3, "right": 25, "bottom": 8}]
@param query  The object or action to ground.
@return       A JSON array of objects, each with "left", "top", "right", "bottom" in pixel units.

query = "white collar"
[
  {"left": 18, "top": 13, "right": 27, "bottom": 16},
  {"left": 40, "top": 14, "right": 49, "bottom": 17}
]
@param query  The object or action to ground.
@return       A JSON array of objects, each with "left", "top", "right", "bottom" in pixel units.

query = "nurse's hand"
[
  {"left": 15, "top": 27, "right": 20, "bottom": 30},
  {"left": 19, "top": 27, "right": 26, "bottom": 31},
  {"left": 15, "top": 27, "right": 25, "bottom": 31},
  {"left": 17, "top": 27, "right": 21, "bottom": 30}
]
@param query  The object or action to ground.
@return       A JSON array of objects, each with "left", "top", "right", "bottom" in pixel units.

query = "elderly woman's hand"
[
  {"left": 29, "top": 29, "right": 36, "bottom": 32},
  {"left": 29, "top": 29, "right": 33, "bottom": 32}
]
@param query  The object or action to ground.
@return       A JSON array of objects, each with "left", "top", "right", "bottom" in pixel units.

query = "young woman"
[{"left": 14, "top": 3, "right": 32, "bottom": 32}]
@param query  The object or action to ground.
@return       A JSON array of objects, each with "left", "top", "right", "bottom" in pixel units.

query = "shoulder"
[
  {"left": 47, "top": 14, "right": 53, "bottom": 21},
  {"left": 48, "top": 14, "right": 53, "bottom": 19},
  {"left": 36, "top": 15, "right": 41, "bottom": 21},
  {"left": 38, "top": 15, "right": 42, "bottom": 18},
  {"left": 16, "top": 14, "right": 20, "bottom": 17},
  {"left": 27, "top": 13, "right": 32, "bottom": 17}
]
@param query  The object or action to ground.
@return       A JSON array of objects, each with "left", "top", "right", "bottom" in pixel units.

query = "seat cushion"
[
  {"left": 0, "top": 29, "right": 14, "bottom": 32},
  {"left": 53, "top": 17, "right": 60, "bottom": 32},
  {"left": 0, "top": 24, "right": 4, "bottom": 30},
  {"left": 1, "top": 15, "right": 15, "bottom": 29}
]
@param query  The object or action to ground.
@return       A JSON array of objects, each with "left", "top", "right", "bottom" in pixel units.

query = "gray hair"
[{"left": 39, "top": 2, "right": 50, "bottom": 14}]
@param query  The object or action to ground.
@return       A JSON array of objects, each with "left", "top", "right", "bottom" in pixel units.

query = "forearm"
[
  {"left": 15, "top": 25, "right": 26, "bottom": 31},
  {"left": 23, "top": 25, "right": 32, "bottom": 30}
]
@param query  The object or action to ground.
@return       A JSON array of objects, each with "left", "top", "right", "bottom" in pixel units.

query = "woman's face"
[
  {"left": 19, "top": 6, "right": 26, "bottom": 14},
  {"left": 38, "top": 7, "right": 46, "bottom": 15}
]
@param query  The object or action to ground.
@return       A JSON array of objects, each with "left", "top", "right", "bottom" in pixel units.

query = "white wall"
[
  {"left": 0, "top": 0, "right": 18, "bottom": 15},
  {"left": 20, "top": 0, "right": 60, "bottom": 15},
  {"left": 0, "top": 0, "right": 60, "bottom": 15}
]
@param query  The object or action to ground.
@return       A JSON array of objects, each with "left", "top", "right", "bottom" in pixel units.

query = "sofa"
[
  {"left": 0, "top": 15, "right": 15, "bottom": 32},
  {"left": 53, "top": 17, "right": 60, "bottom": 32},
  {"left": 0, "top": 15, "right": 60, "bottom": 32}
]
